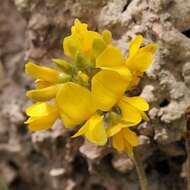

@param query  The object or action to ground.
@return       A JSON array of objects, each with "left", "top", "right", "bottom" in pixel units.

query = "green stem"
[
  {"left": 185, "top": 107, "right": 190, "bottom": 190},
  {"left": 133, "top": 149, "right": 148, "bottom": 190},
  {"left": 185, "top": 137, "right": 190, "bottom": 190},
  {"left": 0, "top": 176, "right": 9, "bottom": 190}
]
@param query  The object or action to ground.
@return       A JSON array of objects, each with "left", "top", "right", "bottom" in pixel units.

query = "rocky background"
[{"left": 0, "top": 0, "right": 190, "bottom": 189}]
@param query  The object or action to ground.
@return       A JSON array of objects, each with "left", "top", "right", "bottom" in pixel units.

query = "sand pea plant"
[
  {"left": 25, "top": 19, "right": 157, "bottom": 156},
  {"left": 25, "top": 19, "right": 157, "bottom": 190}
]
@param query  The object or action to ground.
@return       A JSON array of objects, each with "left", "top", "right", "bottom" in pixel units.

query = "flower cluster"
[{"left": 25, "top": 19, "right": 157, "bottom": 156}]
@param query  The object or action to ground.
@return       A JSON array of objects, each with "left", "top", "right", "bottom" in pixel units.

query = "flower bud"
[
  {"left": 58, "top": 72, "right": 72, "bottom": 83},
  {"left": 108, "top": 111, "right": 122, "bottom": 125},
  {"left": 102, "top": 30, "right": 112, "bottom": 44},
  {"left": 75, "top": 51, "right": 95, "bottom": 71},
  {"left": 92, "top": 38, "right": 106, "bottom": 57},
  {"left": 63, "top": 37, "right": 78, "bottom": 58},
  {"left": 52, "top": 58, "right": 73, "bottom": 73},
  {"left": 76, "top": 71, "right": 89, "bottom": 86}
]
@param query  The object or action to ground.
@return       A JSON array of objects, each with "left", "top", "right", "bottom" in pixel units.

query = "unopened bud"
[
  {"left": 58, "top": 73, "right": 72, "bottom": 83},
  {"left": 64, "top": 37, "right": 77, "bottom": 58},
  {"left": 92, "top": 38, "right": 106, "bottom": 57},
  {"left": 53, "top": 58, "right": 73, "bottom": 73},
  {"left": 102, "top": 30, "right": 112, "bottom": 44},
  {"left": 75, "top": 51, "right": 94, "bottom": 71},
  {"left": 76, "top": 71, "right": 89, "bottom": 86}
]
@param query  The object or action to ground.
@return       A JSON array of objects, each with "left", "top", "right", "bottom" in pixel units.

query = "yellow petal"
[
  {"left": 108, "top": 112, "right": 138, "bottom": 127},
  {"left": 92, "top": 38, "right": 106, "bottom": 57},
  {"left": 28, "top": 123, "right": 52, "bottom": 131},
  {"left": 72, "top": 124, "right": 88, "bottom": 138},
  {"left": 76, "top": 31, "right": 101, "bottom": 53},
  {"left": 111, "top": 128, "right": 138, "bottom": 155},
  {"left": 124, "top": 140, "right": 134, "bottom": 156},
  {"left": 63, "top": 36, "right": 77, "bottom": 58},
  {"left": 140, "top": 111, "right": 149, "bottom": 121},
  {"left": 96, "top": 46, "right": 125, "bottom": 68},
  {"left": 128, "top": 75, "right": 140, "bottom": 89},
  {"left": 128, "top": 35, "right": 143, "bottom": 59},
  {"left": 69, "top": 30, "right": 101, "bottom": 57},
  {"left": 124, "top": 96, "right": 149, "bottom": 111},
  {"left": 118, "top": 97, "right": 142, "bottom": 124},
  {"left": 112, "top": 132, "right": 125, "bottom": 152},
  {"left": 85, "top": 115, "right": 107, "bottom": 145},
  {"left": 26, "top": 102, "right": 53, "bottom": 117},
  {"left": 122, "top": 128, "right": 139, "bottom": 157},
  {"left": 91, "top": 70, "right": 128, "bottom": 111},
  {"left": 59, "top": 113, "right": 78, "bottom": 129},
  {"left": 74, "top": 114, "right": 107, "bottom": 145},
  {"left": 56, "top": 82, "right": 96, "bottom": 128},
  {"left": 25, "top": 63, "right": 60, "bottom": 83},
  {"left": 65, "top": 19, "right": 102, "bottom": 57},
  {"left": 27, "top": 114, "right": 57, "bottom": 131},
  {"left": 141, "top": 43, "right": 158, "bottom": 55},
  {"left": 35, "top": 79, "right": 51, "bottom": 89},
  {"left": 71, "top": 19, "right": 88, "bottom": 35},
  {"left": 106, "top": 123, "right": 124, "bottom": 137},
  {"left": 26, "top": 85, "right": 58, "bottom": 101},
  {"left": 123, "top": 128, "right": 139, "bottom": 147},
  {"left": 134, "top": 44, "right": 158, "bottom": 72},
  {"left": 95, "top": 45, "right": 132, "bottom": 82},
  {"left": 126, "top": 43, "right": 158, "bottom": 72},
  {"left": 25, "top": 103, "right": 58, "bottom": 131},
  {"left": 100, "top": 65, "right": 132, "bottom": 82},
  {"left": 102, "top": 30, "right": 112, "bottom": 44}
]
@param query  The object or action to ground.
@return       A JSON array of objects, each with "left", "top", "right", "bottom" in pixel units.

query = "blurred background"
[{"left": 0, "top": 0, "right": 190, "bottom": 189}]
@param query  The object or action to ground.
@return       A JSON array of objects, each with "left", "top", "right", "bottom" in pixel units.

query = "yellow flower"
[
  {"left": 25, "top": 62, "right": 71, "bottom": 101},
  {"left": 95, "top": 35, "right": 157, "bottom": 89},
  {"left": 24, "top": 20, "right": 157, "bottom": 153},
  {"left": 126, "top": 35, "right": 158, "bottom": 88},
  {"left": 96, "top": 45, "right": 132, "bottom": 81},
  {"left": 55, "top": 75, "right": 146, "bottom": 146},
  {"left": 91, "top": 70, "right": 148, "bottom": 125},
  {"left": 25, "top": 102, "right": 58, "bottom": 131},
  {"left": 63, "top": 19, "right": 102, "bottom": 58},
  {"left": 91, "top": 70, "right": 129, "bottom": 111},
  {"left": 26, "top": 85, "right": 60, "bottom": 102},
  {"left": 56, "top": 82, "right": 107, "bottom": 145},
  {"left": 56, "top": 82, "right": 96, "bottom": 128},
  {"left": 72, "top": 114, "right": 107, "bottom": 145},
  {"left": 34, "top": 79, "right": 52, "bottom": 89},
  {"left": 25, "top": 62, "right": 61, "bottom": 83},
  {"left": 113, "top": 128, "right": 138, "bottom": 156},
  {"left": 106, "top": 123, "right": 138, "bottom": 156},
  {"left": 118, "top": 96, "right": 149, "bottom": 124}
]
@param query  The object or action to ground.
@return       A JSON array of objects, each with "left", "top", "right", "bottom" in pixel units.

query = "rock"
[
  {"left": 49, "top": 168, "right": 66, "bottom": 177},
  {"left": 0, "top": 162, "right": 17, "bottom": 184},
  {"left": 112, "top": 154, "right": 134, "bottom": 173},
  {"left": 79, "top": 140, "right": 109, "bottom": 161}
]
